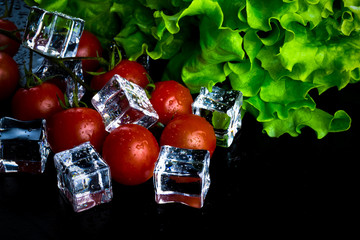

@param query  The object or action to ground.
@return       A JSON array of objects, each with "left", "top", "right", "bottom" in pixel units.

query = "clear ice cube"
[
  {"left": 22, "top": 6, "right": 84, "bottom": 58},
  {"left": 53, "top": 142, "right": 113, "bottom": 212},
  {"left": 192, "top": 86, "right": 243, "bottom": 148},
  {"left": 0, "top": 117, "right": 50, "bottom": 174},
  {"left": 153, "top": 145, "right": 211, "bottom": 208},
  {"left": 91, "top": 74, "right": 159, "bottom": 132},
  {"left": 34, "top": 58, "right": 85, "bottom": 106}
]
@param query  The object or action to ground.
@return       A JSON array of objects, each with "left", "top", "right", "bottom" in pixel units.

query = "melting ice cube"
[
  {"left": 0, "top": 117, "right": 50, "bottom": 174},
  {"left": 192, "top": 86, "right": 243, "bottom": 147},
  {"left": 54, "top": 142, "right": 113, "bottom": 212},
  {"left": 91, "top": 74, "right": 159, "bottom": 132},
  {"left": 153, "top": 145, "right": 211, "bottom": 208},
  {"left": 22, "top": 6, "right": 84, "bottom": 58}
]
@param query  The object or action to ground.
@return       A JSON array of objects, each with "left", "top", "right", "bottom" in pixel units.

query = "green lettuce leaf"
[{"left": 262, "top": 108, "right": 351, "bottom": 138}]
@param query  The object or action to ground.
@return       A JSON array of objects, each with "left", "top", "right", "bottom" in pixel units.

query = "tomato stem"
[
  {"left": 23, "top": 50, "right": 95, "bottom": 108},
  {"left": 57, "top": 93, "right": 69, "bottom": 110},
  {"left": 108, "top": 43, "right": 122, "bottom": 71},
  {"left": 156, "top": 122, "right": 165, "bottom": 128},
  {"left": 24, "top": 49, "right": 43, "bottom": 89},
  {"left": 145, "top": 83, "right": 155, "bottom": 99},
  {"left": 0, "top": 28, "right": 21, "bottom": 44},
  {"left": 0, "top": 0, "right": 15, "bottom": 18},
  {"left": 51, "top": 58, "right": 94, "bottom": 93},
  {"left": 144, "top": 73, "right": 155, "bottom": 99}
]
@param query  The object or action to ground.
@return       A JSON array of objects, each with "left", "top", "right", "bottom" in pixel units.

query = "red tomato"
[
  {"left": 46, "top": 107, "right": 107, "bottom": 153},
  {"left": 0, "top": 52, "right": 19, "bottom": 101},
  {"left": 91, "top": 60, "right": 149, "bottom": 90},
  {"left": 46, "top": 77, "right": 67, "bottom": 93},
  {"left": 150, "top": 80, "right": 193, "bottom": 125},
  {"left": 76, "top": 30, "right": 103, "bottom": 75},
  {"left": 11, "top": 82, "right": 65, "bottom": 121},
  {"left": 160, "top": 114, "right": 216, "bottom": 157},
  {"left": 102, "top": 124, "right": 160, "bottom": 185},
  {"left": 0, "top": 19, "right": 20, "bottom": 57}
]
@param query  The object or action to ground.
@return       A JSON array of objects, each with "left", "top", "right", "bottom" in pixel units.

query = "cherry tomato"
[
  {"left": 46, "top": 107, "right": 107, "bottom": 153},
  {"left": 76, "top": 30, "right": 103, "bottom": 75},
  {"left": 0, "top": 52, "right": 19, "bottom": 101},
  {"left": 46, "top": 77, "right": 67, "bottom": 93},
  {"left": 160, "top": 114, "right": 216, "bottom": 157},
  {"left": 91, "top": 60, "right": 149, "bottom": 90},
  {"left": 102, "top": 124, "right": 160, "bottom": 185},
  {"left": 11, "top": 82, "right": 65, "bottom": 121},
  {"left": 0, "top": 19, "right": 20, "bottom": 57},
  {"left": 150, "top": 80, "right": 193, "bottom": 125}
]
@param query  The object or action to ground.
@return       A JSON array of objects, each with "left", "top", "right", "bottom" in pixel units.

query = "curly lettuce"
[{"left": 28, "top": 0, "right": 360, "bottom": 138}]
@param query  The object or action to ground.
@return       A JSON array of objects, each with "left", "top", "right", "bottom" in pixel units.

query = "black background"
[{"left": 1, "top": 83, "right": 358, "bottom": 238}]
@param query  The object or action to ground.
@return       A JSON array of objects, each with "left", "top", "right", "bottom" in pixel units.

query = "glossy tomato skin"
[
  {"left": 46, "top": 107, "right": 107, "bottom": 153},
  {"left": 102, "top": 124, "right": 160, "bottom": 185},
  {"left": 76, "top": 30, "right": 103, "bottom": 75},
  {"left": 0, "top": 52, "right": 19, "bottom": 101},
  {"left": 11, "top": 82, "right": 65, "bottom": 121},
  {"left": 150, "top": 80, "right": 193, "bottom": 125},
  {"left": 160, "top": 114, "right": 216, "bottom": 157},
  {"left": 0, "top": 19, "right": 20, "bottom": 57},
  {"left": 90, "top": 68, "right": 114, "bottom": 91},
  {"left": 91, "top": 60, "right": 149, "bottom": 90}
]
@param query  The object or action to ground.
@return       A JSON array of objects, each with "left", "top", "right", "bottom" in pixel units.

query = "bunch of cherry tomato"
[{"left": 0, "top": 18, "right": 217, "bottom": 186}]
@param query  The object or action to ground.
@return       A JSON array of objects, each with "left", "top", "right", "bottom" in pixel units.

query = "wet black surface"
[{"left": 1, "top": 83, "right": 358, "bottom": 238}]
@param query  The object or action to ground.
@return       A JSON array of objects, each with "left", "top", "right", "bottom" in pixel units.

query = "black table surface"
[{"left": 1, "top": 82, "right": 358, "bottom": 238}]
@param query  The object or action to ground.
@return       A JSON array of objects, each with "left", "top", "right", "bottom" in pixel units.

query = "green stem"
[
  {"left": 48, "top": 57, "right": 95, "bottom": 93},
  {"left": 62, "top": 56, "right": 109, "bottom": 66},
  {"left": 0, "top": 29, "right": 22, "bottom": 44},
  {"left": 1, "top": 0, "right": 15, "bottom": 18},
  {"left": 0, "top": 28, "right": 94, "bottom": 93},
  {"left": 24, "top": 49, "right": 43, "bottom": 88},
  {"left": 73, "top": 76, "right": 79, "bottom": 108}
]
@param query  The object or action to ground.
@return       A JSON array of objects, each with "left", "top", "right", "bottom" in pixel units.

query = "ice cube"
[
  {"left": 153, "top": 145, "right": 211, "bottom": 208},
  {"left": 53, "top": 142, "right": 113, "bottom": 212},
  {"left": 0, "top": 117, "right": 50, "bottom": 174},
  {"left": 34, "top": 58, "right": 85, "bottom": 106},
  {"left": 91, "top": 74, "right": 159, "bottom": 132},
  {"left": 22, "top": 6, "right": 84, "bottom": 58},
  {"left": 192, "top": 86, "right": 243, "bottom": 147}
]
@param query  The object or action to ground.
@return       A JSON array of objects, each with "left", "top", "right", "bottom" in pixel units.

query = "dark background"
[{"left": 1, "top": 83, "right": 358, "bottom": 238}]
